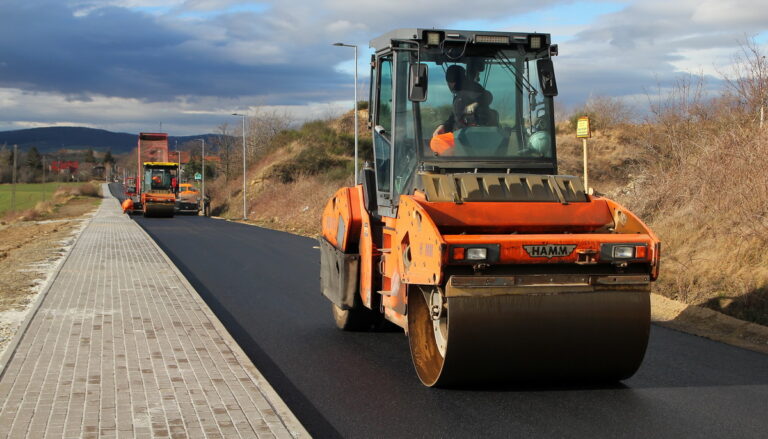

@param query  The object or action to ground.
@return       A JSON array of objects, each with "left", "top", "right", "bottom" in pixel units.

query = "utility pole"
[
  {"left": 202, "top": 138, "right": 205, "bottom": 204},
  {"left": 196, "top": 138, "right": 206, "bottom": 203},
  {"left": 175, "top": 140, "right": 180, "bottom": 182},
  {"left": 11, "top": 144, "right": 17, "bottom": 211},
  {"left": 232, "top": 113, "right": 248, "bottom": 220},
  {"left": 42, "top": 154, "right": 46, "bottom": 201},
  {"left": 242, "top": 117, "right": 246, "bottom": 220}
]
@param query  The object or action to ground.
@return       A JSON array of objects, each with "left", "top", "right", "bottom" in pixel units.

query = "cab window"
[{"left": 374, "top": 56, "right": 393, "bottom": 193}]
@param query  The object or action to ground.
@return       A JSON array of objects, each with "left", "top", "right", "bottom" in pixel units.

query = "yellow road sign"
[{"left": 576, "top": 116, "right": 591, "bottom": 138}]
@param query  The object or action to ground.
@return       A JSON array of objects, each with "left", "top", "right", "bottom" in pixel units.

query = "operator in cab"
[{"left": 431, "top": 64, "right": 494, "bottom": 154}]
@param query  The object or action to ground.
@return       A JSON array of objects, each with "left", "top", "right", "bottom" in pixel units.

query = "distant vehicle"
[
  {"left": 175, "top": 183, "right": 201, "bottom": 215},
  {"left": 124, "top": 177, "right": 137, "bottom": 198}
]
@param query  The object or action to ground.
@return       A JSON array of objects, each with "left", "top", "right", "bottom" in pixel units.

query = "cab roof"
[
  {"left": 369, "top": 28, "right": 551, "bottom": 51},
  {"left": 143, "top": 162, "right": 178, "bottom": 167}
]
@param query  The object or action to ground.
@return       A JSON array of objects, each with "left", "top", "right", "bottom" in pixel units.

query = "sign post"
[
  {"left": 576, "top": 117, "right": 592, "bottom": 193},
  {"left": 194, "top": 172, "right": 202, "bottom": 181}
]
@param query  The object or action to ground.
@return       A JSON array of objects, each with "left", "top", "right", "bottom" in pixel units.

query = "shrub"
[
  {"left": 568, "top": 95, "right": 636, "bottom": 131},
  {"left": 77, "top": 183, "right": 101, "bottom": 197},
  {"left": 269, "top": 149, "right": 347, "bottom": 183}
]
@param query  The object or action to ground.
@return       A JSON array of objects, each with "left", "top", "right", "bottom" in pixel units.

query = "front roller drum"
[
  {"left": 144, "top": 203, "right": 175, "bottom": 218},
  {"left": 408, "top": 286, "right": 650, "bottom": 387}
]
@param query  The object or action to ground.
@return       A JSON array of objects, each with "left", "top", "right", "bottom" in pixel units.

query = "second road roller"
[
  {"left": 131, "top": 132, "right": 178, "bottom": 217},
  {"left": 320, "top": 28, "right": 661, "bottom": 387}
]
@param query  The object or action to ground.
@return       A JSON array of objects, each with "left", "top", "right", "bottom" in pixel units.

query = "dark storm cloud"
[{"left": 0, "top": 0, "right": 349, "bottom": 102}]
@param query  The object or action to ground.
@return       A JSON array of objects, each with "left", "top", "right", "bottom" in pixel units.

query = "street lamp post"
[
  {"left": 175, "top": 140, "right": 180, "bottom": 182},
  {"left": 232, "top": 113, "right": 248, "bottom": 220},
  {"left": 196, "top": 138, "right": 206, "bottom": 203},
  {"left": 332, "top": 42, "right": 359, "bottom": 184}
]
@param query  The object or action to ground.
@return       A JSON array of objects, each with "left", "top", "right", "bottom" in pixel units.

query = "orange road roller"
[
  {"left": 140, "top": 162, "right": 177, "bottom": 217},
  {"left": 320, "top": 29, "right": 660, "bottom": 387}
]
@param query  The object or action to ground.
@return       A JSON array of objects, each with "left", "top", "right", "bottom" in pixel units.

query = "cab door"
[{"left": 372, "top": 52, "right": 395, "bottom": 217}]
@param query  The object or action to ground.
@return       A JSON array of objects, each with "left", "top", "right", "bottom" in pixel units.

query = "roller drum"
[
  {"left": 408, "top": 283, "right": 650, "bottom": 387},
  {"left": 144, "top": 203, "right": 175, "bottom": 218}
]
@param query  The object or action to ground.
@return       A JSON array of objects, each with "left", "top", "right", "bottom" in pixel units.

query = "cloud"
[
  {"left": 0, "top": 0, "right": 354, "bottom": 103},
  {"left": 550, "top": 0, "right": 766, "bottom": 106},
  {"left": 0, "top": 0, "right": 766, "bottom": 134},
  {"left": 0, "top": 87, "right": 352, "bottom": 135},
  {"left": 691, "top": 0, "right": 768, "bottom": 27},
  {"left": 0, "top": 0, "right": 579, "bottom": 102}
]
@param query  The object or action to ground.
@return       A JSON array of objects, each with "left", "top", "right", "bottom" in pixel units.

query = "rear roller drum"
[{"left": 331, "top": 297, "right": 381, "bottom": 332}]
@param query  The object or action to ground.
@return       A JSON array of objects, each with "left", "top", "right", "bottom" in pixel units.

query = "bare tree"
[
  {"left": 212, "top": 123, "right": 233, "bottom": 182},
  {"left": 720, "top": 36, "right": 768, "bottom": 125},
  {"left": 242, "top": 107, "right": 294, "bottom": 162}
]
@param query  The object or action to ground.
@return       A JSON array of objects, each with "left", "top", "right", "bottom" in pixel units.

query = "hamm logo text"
[{"left": 524, "top": 245, "right": 577, "bottom": 258}]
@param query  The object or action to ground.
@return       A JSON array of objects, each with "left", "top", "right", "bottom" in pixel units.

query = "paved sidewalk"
[{"left": 0, "top": 186, "right": 307, "bottom": 438}]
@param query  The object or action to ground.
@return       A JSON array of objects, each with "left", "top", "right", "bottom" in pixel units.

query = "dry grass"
[
  {"left": 560, "top": 61, "right": 768, "bottom": 325},
  {"left": 582, "top": 83, "right": 768, "bottom": 324},
  {"left": 556, "top": 123, "right": 644, "bottom": 195},
  {"left": 243, "top": 174, "right": 349, "bottom": 236},
  {"left": 206, "top": 118, "right": 355, "bottom": 235}
]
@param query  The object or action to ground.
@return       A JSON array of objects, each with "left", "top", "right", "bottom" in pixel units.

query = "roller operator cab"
[{"left": 320, "top": 29, "right": 661, "bottom": 387}]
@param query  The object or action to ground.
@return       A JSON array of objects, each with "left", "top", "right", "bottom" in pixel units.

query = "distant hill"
[{"left": 0, "top": 126, "right": 220, "bottom": 154}]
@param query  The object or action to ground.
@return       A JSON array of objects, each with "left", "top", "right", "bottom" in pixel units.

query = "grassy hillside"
[
  {"left": 206, "top": 111, "right": 368, "bottom": 235},
  {"left": 558, "top": 87, "right": 768, "bottom": 325}
]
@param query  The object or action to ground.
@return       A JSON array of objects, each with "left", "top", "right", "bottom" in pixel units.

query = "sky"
[{"left": 0, "top": 0, "right": 766, "bottom": 135}]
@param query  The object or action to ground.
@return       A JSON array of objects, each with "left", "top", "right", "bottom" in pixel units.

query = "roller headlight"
[
  {"left": 466, "top": 248, "right": 488, "bottom": 260},
  {"left": 613, "top": 246, "right": 635, "bottom": 259}
]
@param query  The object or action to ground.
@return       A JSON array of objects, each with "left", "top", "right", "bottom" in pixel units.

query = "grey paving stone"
[{"left": 0, "top": 186, "right": 307, "bottom": 438}]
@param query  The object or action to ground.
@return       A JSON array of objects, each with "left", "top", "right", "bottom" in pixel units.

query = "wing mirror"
[
  {"left": 409, "top": 63, "right": 428, "bottom": 102},
  {"left": 537, "top": 59, "right": 558, "bottom": 97}
]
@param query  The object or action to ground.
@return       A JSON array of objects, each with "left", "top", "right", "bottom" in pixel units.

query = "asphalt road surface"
[{"left": 114, "top": 186, "right": 768, "bottom": 438}]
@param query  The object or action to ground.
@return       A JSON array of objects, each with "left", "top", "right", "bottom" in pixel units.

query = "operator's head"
[{"left": 445, "top": 65, "right": 466, "bottom": 92}]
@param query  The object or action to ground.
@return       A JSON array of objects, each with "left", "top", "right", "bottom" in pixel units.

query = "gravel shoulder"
[
  {"left": 651, "top": 293, "right": 768, "bottom": 354},
  {"left": 0, "top": 199, "right": 96, "bottom": 358}
]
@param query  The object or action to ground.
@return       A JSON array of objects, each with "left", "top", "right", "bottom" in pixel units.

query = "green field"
[{"left": 0, "top": 182, "right": 82, "bottom": 215}]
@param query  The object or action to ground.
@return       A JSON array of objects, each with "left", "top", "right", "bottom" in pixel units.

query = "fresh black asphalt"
[{"left": 111, "top": 185, "right": 768, "bottom": 438}]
